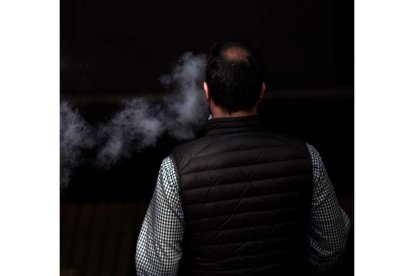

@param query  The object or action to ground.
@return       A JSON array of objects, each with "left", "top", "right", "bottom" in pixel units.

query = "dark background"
[{"left": 60, "top": 0, "right": 354, "bottom": 275}]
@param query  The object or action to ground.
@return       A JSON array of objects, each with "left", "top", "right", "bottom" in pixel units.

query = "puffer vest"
[{"left": 170, "top": 115, "right": 313, "bottom": 276}]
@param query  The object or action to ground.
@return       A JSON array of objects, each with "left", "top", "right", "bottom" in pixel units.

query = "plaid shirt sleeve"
[
  {"left": 306, "top": 143, "right": 351, "bottom": 272},
  {"left": 135, "top": 157, "right": 184, "bottom": 276},
  {"left": 136, "top": 145, "right": 351, "bottom": 275}
]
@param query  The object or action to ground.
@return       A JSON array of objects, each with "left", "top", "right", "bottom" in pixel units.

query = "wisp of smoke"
[
  {"left": 60, "top": 102, "right": 95, "bottom": 188},
  {"left": 95, "top": 52, "right": 208, "bottom": 168},
  {"left": 160, "top": 52, "right": 209, "bottom": 139},
  {"left": 60, "top": 52, "right": 209, "bottom": 185},
  {"left": 95, "top": 98, "right": 166, "bottom": 168}
]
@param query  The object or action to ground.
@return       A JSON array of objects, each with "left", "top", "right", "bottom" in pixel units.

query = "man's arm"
[
  {"left": 135, "top": 157, "right": 184, "bottom": 276},
  {"left": 306, "top": 144, "right": 351, "bottom": 273}
]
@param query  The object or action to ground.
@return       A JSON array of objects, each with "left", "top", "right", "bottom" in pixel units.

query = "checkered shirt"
[{"left": 135, "top": 144, "right": 351, "bottom": 275}]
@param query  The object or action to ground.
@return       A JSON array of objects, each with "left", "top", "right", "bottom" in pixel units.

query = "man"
[{"left": 136, "top": 41, "right": 350, "bottom": 275}]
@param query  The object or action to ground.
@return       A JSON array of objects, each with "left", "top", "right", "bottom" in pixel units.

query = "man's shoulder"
[
  {"left": 169, "top": 135, "right": 214, "bottom": 169},
  {"left": 262, "top": 130, "right": 310, "bottom": 153}
]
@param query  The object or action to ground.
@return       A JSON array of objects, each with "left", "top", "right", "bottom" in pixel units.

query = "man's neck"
[{"left": 210, "top": 107, "right": 257, "bottom": 119}]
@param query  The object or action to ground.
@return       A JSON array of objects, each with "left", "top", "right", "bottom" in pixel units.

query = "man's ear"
[
  {"left": 203, "top": 82, "right": 211, "bottom": 102},
  {"left": 258, "top": 82, "right": 266, "bottom": 103}
]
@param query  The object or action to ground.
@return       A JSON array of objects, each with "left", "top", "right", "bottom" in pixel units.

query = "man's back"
[
  {"left": 135, "top": 40, "right": 350, "bottom": 275},
  {"left": 171, "top": 115, "right": 313, "bottom": 275}
]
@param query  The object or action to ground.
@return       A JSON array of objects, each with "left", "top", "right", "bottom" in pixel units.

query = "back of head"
[{"left": 205, "top": 40, "right": 264, "bottom": 113}]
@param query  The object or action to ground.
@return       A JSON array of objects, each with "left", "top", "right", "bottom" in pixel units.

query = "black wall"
[{"left": 61, "top": 0, "right": 354, "bottom": 203}]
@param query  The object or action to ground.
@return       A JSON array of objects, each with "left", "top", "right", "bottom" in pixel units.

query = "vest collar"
[{"left": 203, "top": 115, "right": 263, "bottom": 136}]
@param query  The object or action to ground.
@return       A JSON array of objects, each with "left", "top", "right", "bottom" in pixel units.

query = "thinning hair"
[{"left": 205, "top": 40, "right": 264, "bottom": 113}]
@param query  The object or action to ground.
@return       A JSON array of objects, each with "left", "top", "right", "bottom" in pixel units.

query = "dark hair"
[{"left": 205, "top": 40, "right": 264, "bottom": 113}]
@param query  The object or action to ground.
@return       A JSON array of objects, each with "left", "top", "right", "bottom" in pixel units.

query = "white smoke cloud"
[
  {"left": 161, "top": 52, "right": 208, "bottom": 139},
  {"left": 95, "top": 98, "right": 166, "bottom": 168},
  {"left": 60, "top": 52, "right": 209, "bottom": 185},
  {"left": 60, "top": 102, "right": 95, "bottom": 188}
]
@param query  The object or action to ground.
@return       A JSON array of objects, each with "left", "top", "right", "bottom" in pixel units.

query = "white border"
[
  {"left": 356, "top": 0, "right": 414, "bottom": 275},
  {"left": 1, "top": 0, "right": 414, "bottom": 275},
  {"left": 0, "top": 0, "right": 59, "bottom": 275}
]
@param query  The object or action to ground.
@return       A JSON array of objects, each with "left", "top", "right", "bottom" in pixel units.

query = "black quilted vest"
[{"left": 170, "top": 115, "right": 313, "bottom": 276}]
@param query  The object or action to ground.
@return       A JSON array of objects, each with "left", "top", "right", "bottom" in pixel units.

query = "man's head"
[{"left": 204, "top": 40, "right": 266, "bottom": 117}]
